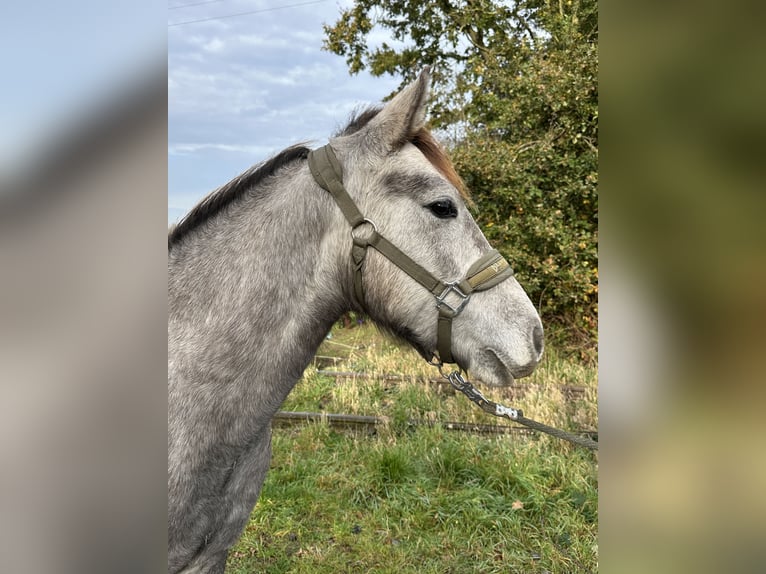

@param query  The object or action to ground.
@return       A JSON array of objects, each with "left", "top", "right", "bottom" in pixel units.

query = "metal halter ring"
[
  {"left": 350, "top": 218, "right": 378, "bottom": 241},
  {"left": 435, "top": 282, "right": 470, "bottom": 315}
]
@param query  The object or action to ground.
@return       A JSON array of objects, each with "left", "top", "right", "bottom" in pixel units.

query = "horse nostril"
[{"left": 532, "top": 323, "right": 544, "bottom": 359}]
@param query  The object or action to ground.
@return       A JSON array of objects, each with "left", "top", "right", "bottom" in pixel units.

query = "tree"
[{"left": 324, "top": 0, "right": 598, "bottom": 351}]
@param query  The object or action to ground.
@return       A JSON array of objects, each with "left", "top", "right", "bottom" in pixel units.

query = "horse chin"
[
  {"left": 468, "top": 348, "right": 543, "bottom": 387},
  {"left": 466, "top": 348, "right": 518, "bottom": 388}
]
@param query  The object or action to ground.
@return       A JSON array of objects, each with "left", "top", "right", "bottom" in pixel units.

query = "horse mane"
[
  {"left": 339, "top": 107, "right": 470, "bottom": 202},
  {"left": 410, "top": 128, "right": 470, "bottom": 203},
  {"left": 168, "top": 144, "right": 310, "bottom": 250},
  {"left": 169, "top": 110, "right": 469, "bottom": 250}
]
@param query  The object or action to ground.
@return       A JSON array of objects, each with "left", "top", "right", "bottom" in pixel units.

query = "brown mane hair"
[
  {"left": 410, "top": 127, "right": 470, "bottom": 203},
  {"left": 339, "top": 107, "right": 469, "bottom": 203}
]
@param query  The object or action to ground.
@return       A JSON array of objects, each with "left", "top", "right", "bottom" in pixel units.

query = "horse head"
[{"left": 314, "top": 69, "right": 544, "bottom": 386}]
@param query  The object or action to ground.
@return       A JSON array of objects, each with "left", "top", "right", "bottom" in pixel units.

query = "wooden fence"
[{"left": 273, "top": 370, "right": 597, "bottom": 440}]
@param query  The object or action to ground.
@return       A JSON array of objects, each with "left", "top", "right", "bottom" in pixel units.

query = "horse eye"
[{"left": 427, "top": 200, "right": 458, "bottom": 219}]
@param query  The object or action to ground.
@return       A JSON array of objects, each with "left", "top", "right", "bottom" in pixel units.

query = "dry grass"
[{"left": 300, "top": 321, "right": 597, "bottom": 433}]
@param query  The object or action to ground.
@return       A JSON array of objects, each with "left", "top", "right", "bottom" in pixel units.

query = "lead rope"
[{"left": 436, "top": 364, "right": 599, "bottom": 451}]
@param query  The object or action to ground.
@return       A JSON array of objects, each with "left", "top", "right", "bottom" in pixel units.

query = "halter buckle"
[{"left": 435, "top": 282, "right": 470, "bottom": 315}]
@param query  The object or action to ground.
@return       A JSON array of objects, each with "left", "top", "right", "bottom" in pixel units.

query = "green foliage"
[{"left": 324, "top": 0, "right": 598, "bottom": 347}]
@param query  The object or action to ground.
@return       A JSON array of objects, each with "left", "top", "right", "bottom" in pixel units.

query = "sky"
[
  {"left": 168, "top": 0, "right": 403, "bottom": 225},
  {"left": 0, "top": 1, "right": 165, "bottom": 180}
]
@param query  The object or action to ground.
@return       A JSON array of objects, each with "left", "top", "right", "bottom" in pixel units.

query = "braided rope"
[{"left": 514, "top": 414, "right": 599, "bottom": 450}]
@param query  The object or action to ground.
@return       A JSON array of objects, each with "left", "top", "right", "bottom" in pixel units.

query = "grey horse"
[{"left": 168, "top": 69, "right": 543, "bottom": 573}]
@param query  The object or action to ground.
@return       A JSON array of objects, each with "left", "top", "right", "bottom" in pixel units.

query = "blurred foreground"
[
  {"left": 0, "top": 7, "right": 167, "bottom": 572},
  {"left": 600, "top": 2, "right": 766, "bottom": 571}
]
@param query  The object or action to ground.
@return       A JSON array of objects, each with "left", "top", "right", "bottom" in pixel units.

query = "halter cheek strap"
[{"left": 308, "top": 144, "right": 514, "bottom": 364}]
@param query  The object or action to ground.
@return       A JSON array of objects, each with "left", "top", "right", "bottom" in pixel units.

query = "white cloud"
[
  {"left": 202, "top": 37, "right": 225, "bottom": 53},
  {"left": 168, "top": 1, "right": 402, "bottom": 214},
  {"left": 168, "top": 143, "right": 275, "bottom": 156}
]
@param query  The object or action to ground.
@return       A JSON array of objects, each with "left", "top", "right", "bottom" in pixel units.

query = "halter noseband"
[{"left": 308, "top": 144, "right": 514, "bottom": 364}]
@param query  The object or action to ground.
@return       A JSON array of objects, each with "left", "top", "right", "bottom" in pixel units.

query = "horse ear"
[{"left": 365, "top": 67, "right": 431, "bottom": 151}]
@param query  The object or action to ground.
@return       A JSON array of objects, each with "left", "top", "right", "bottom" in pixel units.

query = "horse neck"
[{"left": 168, "top": 164, "right": 349, "bottom": 408}]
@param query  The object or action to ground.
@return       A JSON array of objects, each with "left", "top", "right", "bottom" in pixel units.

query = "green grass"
[{"left": 227, "top": 322, "right": 598, "bottom": 573}]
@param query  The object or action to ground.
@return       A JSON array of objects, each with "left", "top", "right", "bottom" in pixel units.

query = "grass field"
[{"left": 227, "top": 321, "right": 598, "bottom": 573}]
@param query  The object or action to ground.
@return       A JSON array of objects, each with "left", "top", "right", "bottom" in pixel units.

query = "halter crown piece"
[{"left": 308, "top": 144, "right": 514, "bottom": 364}]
